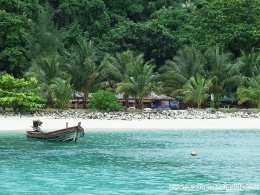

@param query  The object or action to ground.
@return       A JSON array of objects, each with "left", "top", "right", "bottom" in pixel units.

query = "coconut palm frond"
[
  {"left": 180, "top": 74, "right": 212, "bottom": 108},
  {"left": 159, "top": 45, "right": 206, "bottom": 94},
  {"left": 237, "top": 76, "right": 260, "bottom": 108}
]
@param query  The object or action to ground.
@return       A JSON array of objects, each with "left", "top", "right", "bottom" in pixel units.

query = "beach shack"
[
  {"left": 70, "top": 91, "right": 85, "bottom": 108},
  {"left": 70, "top": 91, "right": 178, "bottom": 109},
  {"left": 151, "top": 94, "right": 179, "bottom": 109},
  {"left": 117, "top": 92, "right": 178, "bottom": 109}
]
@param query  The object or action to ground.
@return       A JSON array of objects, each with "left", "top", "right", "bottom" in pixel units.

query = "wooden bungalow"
[
  {"left": 117, "top": 92, "right": 178, "bottom": 109},
  {"left": 69, "top": 91, "right": 85, "bottom": 109},
  {"left": 70, "top": 91, "right": 178, "bottom": 109}
]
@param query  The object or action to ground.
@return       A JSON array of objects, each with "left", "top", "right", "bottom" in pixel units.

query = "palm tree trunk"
[
  {"left": 212, "top": 93, "right": 221, "bottom": 108},
  {"left": 12, "top": 102, "right": 18, "bottom": 111},
  {"left": 197, "top": 102, "right": 201, "bottom": 108},
  {"left": 135, "top": 98, "right": 143, "bottom": 109},
  {"left": 47, "top": 90, "right": 53, "bottom": 108},
  {"left": 123, "top": 93, "right": 129, "bottom": 108},
  {"left": 83, "top": 91, "right": 88, "bottom": 108}
]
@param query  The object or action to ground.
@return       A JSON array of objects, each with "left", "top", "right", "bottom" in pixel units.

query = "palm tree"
[
  {"left": 237, "top": 48, "right": 260, "bottom": 78},
  {"left": 159, "top": 45, "right": 206, "bottom": 95},
  {"left": 181, "top": 74, "right": 212, "bottom": 108},
  {"left": 117, "top": 61, "right": 157, "bottom": 109},
  {"left": 101, "top": 50, "right": 143, "bottom": 89},
  {"left": 101, "top": 50, "right": 144, "bottom": 108},
  {"left": 205, "top": 45, "right": 239, "bottom": 108},
  {"left": 26, "top": 54, "right": 64, "bottom": 107},
  {"left": 237, "top": 76, "right": 260, "bottom": 108},
  {"left": 50, "top": 78, "right": 73, "bottom": 108},
  {"left": 68, "top": 37, "right": 103, "bottom": 107}
]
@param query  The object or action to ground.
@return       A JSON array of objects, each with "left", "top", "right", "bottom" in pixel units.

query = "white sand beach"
[{"left": 1, "top": 116, "right": 260, "bottom": 131}]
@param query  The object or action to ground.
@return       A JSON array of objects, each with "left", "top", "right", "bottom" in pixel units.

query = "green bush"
[
  {"left": 248, "top": 108, "right": 260, "bottom": 113},
  {"left": 0, "top": 74, "right": 46, "bottom": 111},
  {"left": 88, "top": 90, "right": 122, "bottom": 112}
]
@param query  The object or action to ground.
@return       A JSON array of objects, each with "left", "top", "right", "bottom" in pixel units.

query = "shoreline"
[{"left": 1, "top": 116, "right": 260, "bottom": 131}]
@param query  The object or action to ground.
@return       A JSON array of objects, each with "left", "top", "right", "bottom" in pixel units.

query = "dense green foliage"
[
  {"left": 0, "top": 74, "right": 45, "bottom": 111},
  {"left": 237, "top": 76, "right": 260, "bottom": 108},
  {"left": 88, "top": 90, "right": 122, "bottom": 112},
  {"left": 181, "top": 74, "right": 212, "bottom": 108},
  {"left": 0, "top": 0, "right": 260, "bottom": 109},
  {"left": 28, "top": 5, "right": 64, "bottom": 61},
  {"left": 0, "top": 0, "right": 35, "bottom": 77},
  {"left": 26, "top": 54, "right": 66, "bottom": 107},
  {"left": 117, "top": 56, "right": 158, "bottom": 109},
  {"left": 50, "top": 77, "right": 73, "bottom": 108},
  {"left": 67, "top": 37, "right": 106, "bottom": 107},
  {"left": 159, "top": 45, "right": 205, "bottom": 95},
  {"left": 191, "top": 0, "right": 260, "bottom": 55}
]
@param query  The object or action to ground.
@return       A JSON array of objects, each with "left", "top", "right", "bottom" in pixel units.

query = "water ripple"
[{"left": 0, "top": 130, "right": 260, "bottom": 194}]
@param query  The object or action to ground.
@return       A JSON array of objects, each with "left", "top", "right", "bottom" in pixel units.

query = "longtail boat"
[{"left": 27, "top": 120, "right": 84, "bottom": 143}]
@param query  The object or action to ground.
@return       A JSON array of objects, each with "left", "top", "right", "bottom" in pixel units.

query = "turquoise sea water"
[{"left": 0, "top": 130, "right": 260, "bottom": 194}]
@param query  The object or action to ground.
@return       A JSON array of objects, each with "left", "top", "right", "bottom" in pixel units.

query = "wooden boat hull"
[{"left": 27, "top": 125, "right": 84, "bottom": 142}]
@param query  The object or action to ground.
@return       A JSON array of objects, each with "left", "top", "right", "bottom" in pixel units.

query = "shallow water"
[{"left": 0, "top": 130, "right": 260, "bottom": 194}]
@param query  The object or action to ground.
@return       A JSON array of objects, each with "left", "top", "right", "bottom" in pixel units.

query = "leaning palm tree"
[
  {"left": 117, "top": 61, "right": 157, "bottom": 109},
  {"left": 237, "top": 76, "right": 260, "bottom": 108},
  {"left": 101, "top": 50, "right": 145, "bottom": 107},
  {"left": 50, "top": 78, "right": 73, "bottom": 108},
  {"left": 181, "top": 74, "right": 212, "bottom": 108},
  {"left": 101, "top": 50, "right": 144, "bottom": 88},
  {"left": 205, "top": 45, "right": 239, "bottom": 108},
  {"left": 159, "top": 45, "right": 206, "bottom": 95},
  {"left": 26, "top": 54, "right": 64, "bottom": 107},
  {"left": 68, "top": 37, "right": 103, "bottom": 107},
  {"left": 236, "top": 48, "right": 260, "bottom": 78}
]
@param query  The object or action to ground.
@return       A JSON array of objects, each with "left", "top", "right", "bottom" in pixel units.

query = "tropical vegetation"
[
  {"left": 0, "top": 75, "right": 45, "bottom": 111},
  {"left": 181, "top": 75, "right": 212, "bottom": 108},
  {"left": 88, "top": 90, "right": 122, "bottom": 112},
  {"left": 237, "top": 76, "right": 260, "bottom": 108},
  {"left": 0, "top": 0, "right": 260, "bottom": 110}
]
